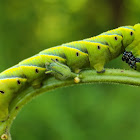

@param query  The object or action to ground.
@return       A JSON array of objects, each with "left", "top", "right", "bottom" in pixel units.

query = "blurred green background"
[{"left": 0, "top": 0, "right": 140, "bottom": 139}]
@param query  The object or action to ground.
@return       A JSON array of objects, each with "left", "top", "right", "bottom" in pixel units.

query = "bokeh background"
[{"left": 0, "top": 0, "right": 140, "bottom": 139}]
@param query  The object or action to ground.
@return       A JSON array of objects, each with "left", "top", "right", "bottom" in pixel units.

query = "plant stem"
[{"left": 1, "top": 68, "right": 140, "bottom": 140}]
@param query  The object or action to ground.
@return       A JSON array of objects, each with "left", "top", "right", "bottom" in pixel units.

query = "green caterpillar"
[{"left": 0, "top": 23, "right": 140, "bottom": 122}]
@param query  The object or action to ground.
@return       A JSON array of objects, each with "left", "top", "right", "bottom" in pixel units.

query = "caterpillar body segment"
[
  {"left": 19, "top": 55, "right": 66, "bottom": 68},
  {"left": 86, "top": 35, "right": 124, "bottom": 58},
  {"left": 86, "top": 42, "right": 111, "bottom": 72},
  {"left": 122, "top": 24, "right": 140, "bottom": 71},
  {"left": 101, "top": 26, "right": 135, "bottom": 47},
  {"left": 0, "top": 24, "right": 137, "bottom": 122},
  {"left": 0, "top": 78, "right": 27, "bottom": 121},
  {"left": 65, "top": 41, "right": 111, "bottom": 71},
  {"left": 41, "top": 46, "right": 89, "bottom": 71},
  {"left": 0, "top": 65, "right": 46, "bottom": 83}
]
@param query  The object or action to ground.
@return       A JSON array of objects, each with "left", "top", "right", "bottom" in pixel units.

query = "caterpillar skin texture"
[{"left": 0, "top": 24, "right": 138, "bottom": 122}]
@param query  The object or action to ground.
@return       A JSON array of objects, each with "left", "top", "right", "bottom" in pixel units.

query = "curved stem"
[{"left": 1, "top": 68, "right": 140, "bottom": 140}]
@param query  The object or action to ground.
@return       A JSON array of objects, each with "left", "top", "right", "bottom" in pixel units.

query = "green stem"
[{"left": 1, "top": 68, "right": 140, "bottom": 140}]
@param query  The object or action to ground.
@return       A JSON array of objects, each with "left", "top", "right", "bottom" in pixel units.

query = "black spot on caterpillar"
[
  {"left": 97, "top": 45, "right": 100, "bottom": 50},
  {"left": 76, "top": 52, "right": 79, "bottom": 56},
  {"left": 15, "top": 106, "right": 19, "bottom": 110},
  {"left": 35, "top": 69, "right": 39, "bottom": 73},
  {"left": 1, "top": 23, "right": 140, "bottom": 122},
  {"left": 0, "top": 91, "right": 5, "bottom": 94},
  {"left": 115, "top": 36, "right": 118, "bottom": 40},
  {"left": 130, "top": 31, "right": 133, "bottom": 36},
  {"left": 17, "top": 80, "right": 21, "bottom": 85}
]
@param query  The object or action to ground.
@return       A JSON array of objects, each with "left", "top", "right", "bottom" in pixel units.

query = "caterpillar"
[{"left": 0, "top": 23, "right": 140, "bottom": 122}]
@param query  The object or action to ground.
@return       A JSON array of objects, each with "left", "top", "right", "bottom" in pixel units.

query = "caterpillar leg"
[
  {"left": 93, "top": 63, "right": 105, "bottom": 73},
  {"left": 45, "top": 60, "right": 77, "bottom": 80}
]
